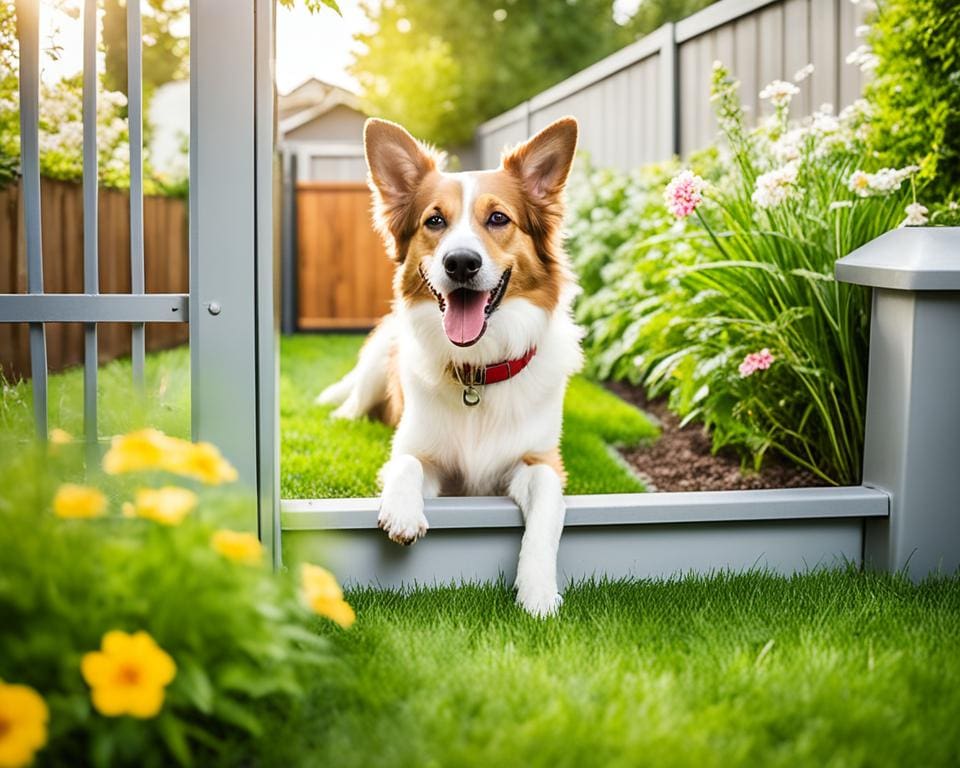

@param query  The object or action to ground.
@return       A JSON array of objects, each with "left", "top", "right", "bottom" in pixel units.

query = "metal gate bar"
[
  {"left": 82, "top": 0, "right": 98, "bottom": 465},
  {"left": 127, "top": 0, "right": 146, "bottom": 391},
  {"left": 16, "top": 0, "right": 47, "bottom": 440},
  {"left": 2, "top": 0, "right": 188, "bottom": 460}
]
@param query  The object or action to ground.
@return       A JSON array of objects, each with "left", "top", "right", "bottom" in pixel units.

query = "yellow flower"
[
  {"left": 48, "top": 428, "right": 73, "bottom": 445},
  {"left": 211, "top": 529, "right": 264, "bottom": 565},
  {"left": 102, "top": 429, "right": 179, "bottom": 475},
  {"left": 124, "top": 487, "right": 198, "bottom": 526},
  {"left": 52, "top": 484, "right": 107, "bottom": 519},
  {"left": 301, "top": 564, "right": 356, "bottom": 628},
  {"left": 0, "top": 683, "right": 48, "bottom": 768},
  {"left": 81, "top": 631, "right": 176, "bottom": 719},
  {"left": 166, "top": 442, "right": 239, "bottom": 485},
  {"left": 102, "top": 429, "right": 238, "bottom": 485}
]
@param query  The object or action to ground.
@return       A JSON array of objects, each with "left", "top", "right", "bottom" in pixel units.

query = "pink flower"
[
  {"left": 664, "top": 170, "right": 706, "bottom": 218},
  {"left": 739, "top": 348, "right": 774, "bottom": 378}
]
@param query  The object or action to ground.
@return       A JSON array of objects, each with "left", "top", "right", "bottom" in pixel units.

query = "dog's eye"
[
  {"left": 487, "top": 211, "right": 510, "bottom": 227},
  {"left": 425, "top": 214, "right": 446, "bottom": 230}
]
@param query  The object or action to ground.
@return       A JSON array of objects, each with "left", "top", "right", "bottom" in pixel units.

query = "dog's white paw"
[
  {"left": 331, "top": 395, "right": 364, "bottom": 421},
  {"left": 515, "top": 573, "right": 563, "bottom": 618},
  {"left": 378, "top": 488, "right": 428, "bottom": 546},
  {"left": 315, "top": 378, "right": 352, "bottom": 407}
]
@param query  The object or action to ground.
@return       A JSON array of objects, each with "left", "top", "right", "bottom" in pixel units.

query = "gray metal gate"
[
  {"left": 4, "top": 1, "right": 959, "bottom": 586},
  {"left": 0, "top": 0, "right": 279, "bottom": 559}
]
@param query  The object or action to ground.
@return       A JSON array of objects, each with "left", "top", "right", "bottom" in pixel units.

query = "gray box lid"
[{"left": 835, "top": 227, "right": 960, "bottom": 291}]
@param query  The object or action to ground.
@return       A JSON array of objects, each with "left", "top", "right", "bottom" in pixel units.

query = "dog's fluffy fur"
[{"left": 317, "top": 117, "right": 583, "bottom": 616}]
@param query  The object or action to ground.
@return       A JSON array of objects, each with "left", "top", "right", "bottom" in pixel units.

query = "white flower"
[
  {"left": 811, "top": 110, "right": 840, "bottom": 136},
  {"left": 848, "top": 170, "right": 872, "bottom": 197},
  {"left": 752, "top": 162, "right": 800, "bottom": 209},
  {"left": 847, "top": 166, "right": 919, "bottom": 197},
  {"left": 759, "top": 79, "right": 800, "bottom": 107},
  {"left": 830, "top": 200, "right": 854, "bottom": 211},
  {"left": 793, "top": 64, "right": 814, "bottom": 83},
  {"left": 855, "top": 24, "right": 871, "bottom": 37},
  {"left": 772, "top": 128, "right": 805, "bottom": 163},
  {"left": 901, "top": 203, "right": 929, "bottom": 227},
  {"left": 845, "top": 45, "right": 878, "bottom": 71}
]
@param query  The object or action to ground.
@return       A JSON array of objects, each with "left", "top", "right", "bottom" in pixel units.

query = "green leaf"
[
  {"left": 213, "top": 697, "right": 264, "bottom": 737},
  {"left": 176, "top": 659, "right": 215, "bottom": 715},
  {"left": 158, "top": 714, "right": 194, "bottom": 767}
]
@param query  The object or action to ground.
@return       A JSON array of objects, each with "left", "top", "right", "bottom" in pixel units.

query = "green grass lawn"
[
  {"left": 280, "top": 334, "right": 656, "bottom": 497},
  {"left": 266, "top": 570, "right": 960, "bottom": 767},
  {"left": 2, "top": 334, "right": 657, "bottom": 498}
]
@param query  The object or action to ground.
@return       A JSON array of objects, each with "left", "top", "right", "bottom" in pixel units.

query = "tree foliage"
[
  {"left": 350, "top": 0, "right": 714, "bottom": 148},
  {"left": 101, "top": 0, "right": 189, "bottom": 100},
  {"left": 864, "top": 0, "right": 960, "bottom": 203}
]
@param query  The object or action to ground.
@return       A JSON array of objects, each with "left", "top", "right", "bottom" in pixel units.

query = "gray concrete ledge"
[
  {"left": 281, "top": 485, "right": 888, "bottom": 531},
  {"left": 836, "top": 227, "right": 960, "bottom": 291}
]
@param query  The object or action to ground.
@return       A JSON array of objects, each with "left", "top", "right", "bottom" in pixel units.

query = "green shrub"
[
  {"left": 0, "top": 432, "right": 348, "bottom": 767},
  {"left": 864, "top": 0, "right": 960, "bottom": 204},
  {"left": 569, "top": 64, "right": 928, "bottom": 485}
]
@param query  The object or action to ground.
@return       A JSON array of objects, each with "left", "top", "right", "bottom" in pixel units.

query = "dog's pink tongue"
[{"left": 443, "top": 289, "right": 489, "bottom": 346}]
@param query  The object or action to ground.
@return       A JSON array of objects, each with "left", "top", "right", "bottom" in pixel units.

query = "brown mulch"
[{"left": 606, "top": 381, "right": 821, "bottom": 492}]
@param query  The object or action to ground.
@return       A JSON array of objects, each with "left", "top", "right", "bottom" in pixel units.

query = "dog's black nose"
[{"left": 443, "top": 250, "right": 482, "bottom": 283}]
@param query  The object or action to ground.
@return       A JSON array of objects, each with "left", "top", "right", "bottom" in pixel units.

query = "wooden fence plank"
[
  {"left": 0, "top": 178, "right": 188, "bottom": 380},
  {"left": 295, "top": 181, "right": 392, "bottom": 330}
]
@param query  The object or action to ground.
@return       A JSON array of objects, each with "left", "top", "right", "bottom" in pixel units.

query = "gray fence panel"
[{"left": 474, "top": 0, "right": 875, "bottom": 165}]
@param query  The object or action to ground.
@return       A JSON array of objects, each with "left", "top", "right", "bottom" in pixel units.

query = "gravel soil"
[{"left": 606, "top": 381, "right": 823, "bottom": 492}]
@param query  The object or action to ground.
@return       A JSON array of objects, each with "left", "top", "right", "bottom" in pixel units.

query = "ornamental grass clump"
[
  {"left": 0, "top": 430, "right": 352, "bottom": 767},
  {"left": 571, "top": 62, "right": 933, "bottom": 485}
]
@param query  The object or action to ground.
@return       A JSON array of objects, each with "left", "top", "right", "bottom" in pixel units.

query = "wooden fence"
[
  {"left": 474, "top": 0, "right": 870, "bottom": 168},
  {"left": 0, "top": 178, "right": 188, "bottom": 381},
  {"left": 294, "top": 181, "right": 393, "bottom": 329}
]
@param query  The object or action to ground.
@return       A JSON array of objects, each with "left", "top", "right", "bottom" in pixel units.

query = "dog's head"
[{"left": 364, "top": 117, "right": 578, "bottom": 350}]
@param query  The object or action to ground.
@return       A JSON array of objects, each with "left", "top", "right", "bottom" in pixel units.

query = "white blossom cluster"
[
  {"left": 846, "top": 166, "right": 919, "bottom": 197},
  {"left": 751, "top": 161, "right": 800, "bottom": 209},
  {"left": 0, "top": 77, "right": 173, "bottom": 190}
]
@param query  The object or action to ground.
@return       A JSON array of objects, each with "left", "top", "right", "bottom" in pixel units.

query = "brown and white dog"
[{"left": 317, "top": 117, "right": 583, "bottom": 616}]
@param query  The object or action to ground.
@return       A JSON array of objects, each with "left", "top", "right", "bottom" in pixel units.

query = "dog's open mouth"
[{"left": 422, "top": 268, "right": 511, "bottom": 347}]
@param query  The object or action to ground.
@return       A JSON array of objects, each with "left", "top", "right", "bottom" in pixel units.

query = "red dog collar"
[
  {"left": 460, "top": 347, "right": 537, "bottom": 386},
  {"left": 452, "top": 347, "right": 537, "bottom": 405}
]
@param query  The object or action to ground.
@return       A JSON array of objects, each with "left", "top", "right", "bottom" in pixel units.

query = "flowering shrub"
[
  {"left": 0, "top": 72, "right": 187, "bottom": 194},
  {"left": 862, "top": 0, "right": 960, "bottom": 204},
  {"left": 569, "top": 62, "right": 940, "bottom": 485},
  {"left": 0, "top": 430, "right": 352, "bottom": 766}
]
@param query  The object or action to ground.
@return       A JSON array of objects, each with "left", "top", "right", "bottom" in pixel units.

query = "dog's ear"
[
  {"left": 364, "top": 119, "right": 438, "bottom": 261},
  {"left": 502, "top": 117, "right": 578, "bottom": 208},
  {"left": 364, "top": 118, "right": 436, "bottom": 208}
]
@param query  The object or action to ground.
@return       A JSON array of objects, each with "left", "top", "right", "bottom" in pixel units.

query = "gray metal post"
[
  {"left": 657, "top": 22, "right": 679, "bottom": 159},
  {"left": 280, "top": 150, "right": 298, "bottom": 335},
  {"left": 836, "top": 227, "right": 960, "bottom": 579},
  {"left": 255, "top": 0, "right": 281, "bottom": 565},
  {"left": 190, "top": 0, "right": 277, "bottom": 550}
]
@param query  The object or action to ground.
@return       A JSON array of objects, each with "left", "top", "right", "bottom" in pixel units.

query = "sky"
[
  {"left": 35, "top": 0, "right": 371, "bottom": 96},
  {"left": 37, "top": 0, "right": 642, "bottom": 94},
  {"left": 276, "top": 0, "right": 372, "bottom": 95}
]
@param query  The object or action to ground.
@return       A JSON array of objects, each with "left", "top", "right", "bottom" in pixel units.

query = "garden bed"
[{"left": 606, "top": 382, "right": 821, "bottom": 492}]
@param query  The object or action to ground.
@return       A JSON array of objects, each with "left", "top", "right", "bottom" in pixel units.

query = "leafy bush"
[
  {"left": 863, "top": 0, "right": 960, "bottom": 204},
  {"left": 0, "top": 430, "right": 352, "bottom": 766},
  {"left": 569, "top": 64, "right": 931, "bottom": 485}
]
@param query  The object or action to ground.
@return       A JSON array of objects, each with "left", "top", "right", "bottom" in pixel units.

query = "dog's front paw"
[
  {"left": 378, "top": 489, "right": 428, "bottom": 546},
  {"left": 515, "top": 573, "right": 563, "bottom": 618},
  {"left": 331, "top": 395, "right": 364, "bottom": 421}
]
